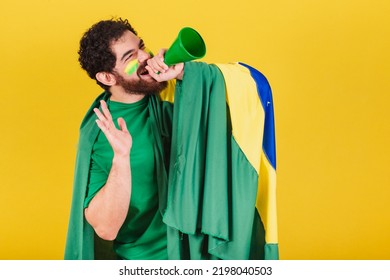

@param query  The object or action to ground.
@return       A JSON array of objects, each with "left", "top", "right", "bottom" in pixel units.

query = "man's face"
[{"left": 110, "top": 30, "right": 167, "bottom": 95}]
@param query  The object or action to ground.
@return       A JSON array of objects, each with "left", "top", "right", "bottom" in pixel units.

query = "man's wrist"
[
  {"left": 176, "top": 64, "right": 185, "bottom": 80},
  {"left": 112, "top": 154, "right": 130, "bottom": 164}
]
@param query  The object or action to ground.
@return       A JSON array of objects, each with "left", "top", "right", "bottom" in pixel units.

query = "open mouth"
[
  {"left": 137, "top": 63, "right": 149, "bottom": 77},
  {"left": 139, "top": 68, "right": 149, "bottom": 76}
]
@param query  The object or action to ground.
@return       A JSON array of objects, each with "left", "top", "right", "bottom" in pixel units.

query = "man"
[{"left": 65, "top": 18, "right": 279, "bottom": 260}]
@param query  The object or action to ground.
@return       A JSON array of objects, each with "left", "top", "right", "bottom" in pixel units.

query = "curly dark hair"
[{"left": 78, "top": 18, "right": 138, "bottom": 90}]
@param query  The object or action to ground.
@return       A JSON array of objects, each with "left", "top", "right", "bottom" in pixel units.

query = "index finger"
[{"left": 100, "top": 100, "right": 113, "bottom": 121}]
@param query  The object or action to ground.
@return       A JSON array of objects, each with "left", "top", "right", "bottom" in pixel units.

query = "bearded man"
[{"left": 65, "top": 18, "right": 279, "bottom": 261}]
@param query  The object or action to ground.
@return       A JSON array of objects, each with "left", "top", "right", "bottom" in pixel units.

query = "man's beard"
[{"left": 113, "top": 64, "right": 167, "bottom": 95}]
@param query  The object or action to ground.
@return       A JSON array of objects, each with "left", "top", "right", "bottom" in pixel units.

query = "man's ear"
[{"left": 95, "top": 72, "right": 116, "bottom": 87}]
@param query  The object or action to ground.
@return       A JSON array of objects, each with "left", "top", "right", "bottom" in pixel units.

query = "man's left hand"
[{"left": 146, "top": 49, "right": 184, "bottom": 81}]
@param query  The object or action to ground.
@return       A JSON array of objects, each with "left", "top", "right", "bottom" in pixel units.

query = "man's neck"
[{"left": 109, "top": 88, "right": 146, "bottom": 104}]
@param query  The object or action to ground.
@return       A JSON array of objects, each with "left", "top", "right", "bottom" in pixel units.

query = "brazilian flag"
[{"left": 161, "top": 62, "right": 278, "bottom": 260}]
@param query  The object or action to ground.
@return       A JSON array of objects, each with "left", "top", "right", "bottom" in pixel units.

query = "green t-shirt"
[{"left": 84, "top": 96, "right": 168, "bottom": 260}]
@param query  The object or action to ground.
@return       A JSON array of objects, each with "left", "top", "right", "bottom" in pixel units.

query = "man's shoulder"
[{"left": 79, "top": 92, "right": 110, "bottom": 129}]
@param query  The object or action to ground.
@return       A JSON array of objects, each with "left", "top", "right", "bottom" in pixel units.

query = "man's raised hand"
[{"left": 93, "top": 100, "right": 132, "bottom": 157}]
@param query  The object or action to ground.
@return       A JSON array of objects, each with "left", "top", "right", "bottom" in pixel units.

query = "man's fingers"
[
  {"left": 93, "top": 108, "right": 111, "bottom": 129},
  {"left": 117, "top": 117, "right": 129, "bottom": 133},
  {"left": 145, "top": 66, "right": 161, "bottom": 81},
  {"left": 93, "top": 108, "right": 104, "bottom": 119},
  {"left": 95, "top": 119, "right": 107, "bottom": 133},
  {"left": 100, "top": 100, "right": 113, "bottom": 121},
  {"left": 93, "top": 100, "right": 116, "bottom": 130},
  {"left": 95, "top": 111, "right": 129, "bottom": 135},
  {"left": 146, "top": 50, "right": 168, "bottom": 74}
]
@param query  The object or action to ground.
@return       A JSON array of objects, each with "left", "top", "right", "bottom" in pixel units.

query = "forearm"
[
  {"left": 176, "top": 66, "right": 184, "bottom": 80},
  {"left": 85, "top": 155, "right": 131, "bottom": 240}
]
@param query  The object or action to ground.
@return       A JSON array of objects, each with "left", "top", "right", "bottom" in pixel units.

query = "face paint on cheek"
[{"left": 124, "top": 59, "right": 139, "bottom": 75}]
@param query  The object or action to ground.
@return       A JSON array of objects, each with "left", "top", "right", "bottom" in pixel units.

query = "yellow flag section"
[
  {"left": 159, "top": 79, "right": 176, "bottom": 103},
  {"left": 216, "top": 62, "right": 279, "bottom": 259}
]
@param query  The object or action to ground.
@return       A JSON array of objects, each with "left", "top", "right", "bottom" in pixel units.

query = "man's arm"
[{"left": 84, "top": 100, "right": 132, "bottom": 241}]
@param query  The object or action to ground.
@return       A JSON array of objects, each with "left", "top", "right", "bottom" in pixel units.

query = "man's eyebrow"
[
  {"left": 120, "top": 39, "right": 145, "bottom": 62},
  {"left": 139, "top": 39, "right": 145, "bottom": 48},
  {"left": 120, "top": 49, "right": 134, "bottom": 62}
]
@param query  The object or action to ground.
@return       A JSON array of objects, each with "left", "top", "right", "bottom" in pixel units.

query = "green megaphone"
[{"left": 164, "top": 27, "right": 206, "bottom": 66}]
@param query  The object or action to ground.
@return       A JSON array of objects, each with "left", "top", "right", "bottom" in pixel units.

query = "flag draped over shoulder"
[
  {"left": 162, "top": 62, "right": 278, "bottom": 260},
  {"left": 65, "top": 92, "right": 110, "bottom": 260}
]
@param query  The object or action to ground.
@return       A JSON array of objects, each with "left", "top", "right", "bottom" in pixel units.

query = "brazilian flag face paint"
[
  {"left": 124, "top": 59, "right": 139, "bottom": 75},
  {"left": 124, "top": 48, "right": 154, "bottom": 75}
]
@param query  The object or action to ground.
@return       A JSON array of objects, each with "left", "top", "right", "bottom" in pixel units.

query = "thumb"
[{"left": 117, "top": 117, "right": 128, "bottom": 132}]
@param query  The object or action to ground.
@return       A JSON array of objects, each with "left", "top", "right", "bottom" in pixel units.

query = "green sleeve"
[{"left": 83, "top": 154, "right": 108, "bottom": 208}]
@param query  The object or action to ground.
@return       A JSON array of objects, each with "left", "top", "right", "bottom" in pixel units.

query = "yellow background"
[{"left": 1, "top": 0, "right": 389, "bottom": 259}]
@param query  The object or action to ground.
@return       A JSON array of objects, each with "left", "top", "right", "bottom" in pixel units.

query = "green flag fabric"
[{"left": 163, "top": 62, "right": 278, "bottom": 260}]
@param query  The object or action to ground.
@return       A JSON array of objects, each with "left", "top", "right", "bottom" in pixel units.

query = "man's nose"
[{"left": 138, "top": 49, "right": 151, "bottom": 62}]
